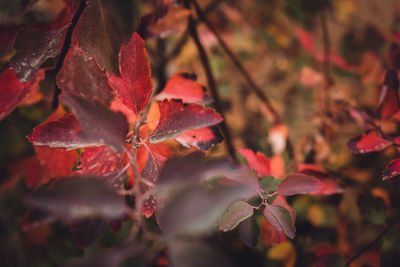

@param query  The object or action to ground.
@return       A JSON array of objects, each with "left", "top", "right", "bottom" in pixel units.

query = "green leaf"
[
  {"left": 259, "top": 176, "right": 281, "bottom": 194},
  {"left": 219, "top": 201, "right": 254, "bottom": 232}
]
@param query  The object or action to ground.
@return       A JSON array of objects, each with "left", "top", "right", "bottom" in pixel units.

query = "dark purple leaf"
[
  {"left": 60, "top": 93, "right": 129, "bottom": 152},
  {"left": 56, "top": 47, "right": 114, "bottom": 106},
  {"left": 10, "top": 27, "right": 65, "bottom": 82},
  {"left": 27, "top": 177, "right": 126, "bottom": 221},
  {"left": 263, "top": 204, "right": 295, "bottom": 239},
  {"left": 276, "top": 173, "right": 322, "bottom": 196},
  {"left": 158, "top": 184, "right": 255, "bottom": 238}
]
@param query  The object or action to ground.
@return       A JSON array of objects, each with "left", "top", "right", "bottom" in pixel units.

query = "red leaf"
[
  {"left": 56, "top": 47, "right": 114, "bottom": 106},
  {"left": 19, "top": 157, "right": 49, "bottom": 188},
  {"left": 298, "top": 164, "right": 344, "bottom": 195},
  {"left": 378, "top": 69, "right": 400, "bottom": 120},
  {"left": 74, "top": 146, "right": 126, "bottom": 176},
  {"left": 149, "top": 100, "right": 223, "bottom": 143},
  {"left": 107, "top": 32, "right": 153, "bottom": 114},
  {"left": 60, "top": 93, "right": 129, "bottom": 152},
  {"left": 27, "top": 114, "right": 83, "bottom": 149},
  {"left": 382, "top": 158, "right": 400, "bottom": 181},
  {"left": 237, "top": 148, "right": 271, "bottom": 177},
  {"left": 277, "top": 173, "right": 322, "bottom": 196},
  {"left": 0, "top": 68, "right": 45, "bottom": 120},
  {"left": 175, "top": 126, "right": 223, "bottom": 150},
  {"left": 347, "top": 129, "right": 391, "bottom": 154},
  {"left": 35, "top": 146, "right": 78, "bottom": 178},
  {"left": 155, "top": 72, "right": 212, "bottom": 104},
  {"left": 263, "top": 204, "right": 295, "bottom": 239}
]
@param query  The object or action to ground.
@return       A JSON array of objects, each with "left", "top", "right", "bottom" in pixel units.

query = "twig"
[
  {"left": 320, "top": 11, "right": 334, "bottom": 88},
  {"left": 51, "top": 0, "right": 86, "bottom": 110},
  {"left": 187, "top": 12, "right": 238, "bottom": 163},
  {"left": 191, "top": 0, "right": 280, "bottom": 123},
  {"left": 345, "top": 218, "right": 399, "bottom": 266}
]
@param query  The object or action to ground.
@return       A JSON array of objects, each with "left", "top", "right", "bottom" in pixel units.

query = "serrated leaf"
[
  {"left": 159, "top": 184, "right": 254, "bottom": 238},
  {"left": 149, "top": 100, "right": 223, "bottom": 143},
  {"left": 383, "top": 158, "right": 400, "bottom": 180},
  {"left": 27, "top": 177, "right": 126, "bottom": 221},
  {"left": 0, "top": 68, "right": 45, "bottom": 121},
  {"left": 219, "top": 201, "right": 254, "bottom": 232},
  {"left": 263, "top": 204, "right": 295, "bottom": 239},
  {"left": 175, "top": 126, "right": 223, "bottom": 150},
  {"left": 277, "top": 173, "right": 321, "bottom": 196},
  {"left": 74, "top": 146, "right": 126, "bottom": 177},
  {"left": 27, "top": 114, "right": 84, "bottom": 149},
  {"left": 237, "top": 148, "right": 271, "bottom": 177},
  {"left": 155, "top": 72, "right": 212, "bottom": 104},
  {"left": 60, "top": 93, "right": 128, "bottom": 152},
  {"left": 347, "top": 129, "right": 391, "bottom": 154},
  {"left": 56, "top": 47, "right": 114, "bottom": 106},
  {"left": 378, "top": 69, "right": 400, "bottom": 120},
  {"left": 107, "top": 32, "right": 153, "bottom": 114}
]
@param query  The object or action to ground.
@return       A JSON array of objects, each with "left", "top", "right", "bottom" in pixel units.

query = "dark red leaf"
[
  {"left": 174, "top": 126, "right": 223, "bottom": 150},
  {"left": 263, "top": 204, "right": 295, "bottom": 239},
  {"left": 382, "top": 158, "right": 400, "bottom": 181},
  {"left": 56, "top": 47, "right": 114, "bottom": 106},
  {"left": 0, "top": 68, "right": 45, "bottom": 121},
  {"left": 10, "top": 27, "right": 65, "bottom": 82},
  {"left": 73, "top": 0, "right": 121, "bottom": 74},
  {"left": 0, "top": 27, "right": 17, "bottom": 59},
  {"left": 155, "top": 72, "right": 212, "bottom": 104},
  {"left": 387, "top": 42, "right": 400, "bottom": 70},
  {"left": 378, "top": 69, "right": 400, "bottom": 120},
  {"left": 107, "top": 32, "right": 153, "bottom": 114},
  {"left": 27, "top": 177, "right": 126, "bottom": 221},
  {"left": 74, "top": 146, "right": 126, "bottom": 176},
  {"left": 346, "top": 129, "right": 391, "bottom": 154},
  {"left": 148, "top": 100, "right": 223, "bottom": 143},
  {"left": 27, "top": 114, "right": 85, "bottom": 149},
  {"left": 60, "top": 93, "right": 129, "bottom": 152},
  {"left": 277, "top": 173, "right": 322, "bottom": 196},
  {"left": 237, "top": 148, "right": 271, "bottom": 177},
  {"left": 260, "top": 218, "right": 286, "bottom": 248}
]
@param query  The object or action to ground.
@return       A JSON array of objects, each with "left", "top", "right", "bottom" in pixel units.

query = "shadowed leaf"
[
  {"left": 27, "top": 177, "right": 126, "bottom": 221},
  {"left": 219, "top": 201, "right": 254, "bottom": 232},
  {"left": 175, "top": 126, "right": 223, "bottom": 150}
]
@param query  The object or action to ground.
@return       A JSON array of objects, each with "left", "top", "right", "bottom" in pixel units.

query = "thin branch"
[
  {"left": 320, "top": 11, "right": 334, "bottom": 88},
  {"left": 345, "top": 218, "right": 399, "bottom": 266},
  {"left": 187, "top": 13, "right": 238, "bottom": 163},
  {"left": 191, "top": 0, "right": 280, "bottom": 123},
  {"left": 51, "top": 0, "right": 86, "bottom": 110}
]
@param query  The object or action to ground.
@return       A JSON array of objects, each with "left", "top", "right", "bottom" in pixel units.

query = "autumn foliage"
[{"left": 1, "top": 0, "right": 400, "bottom": 267}]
